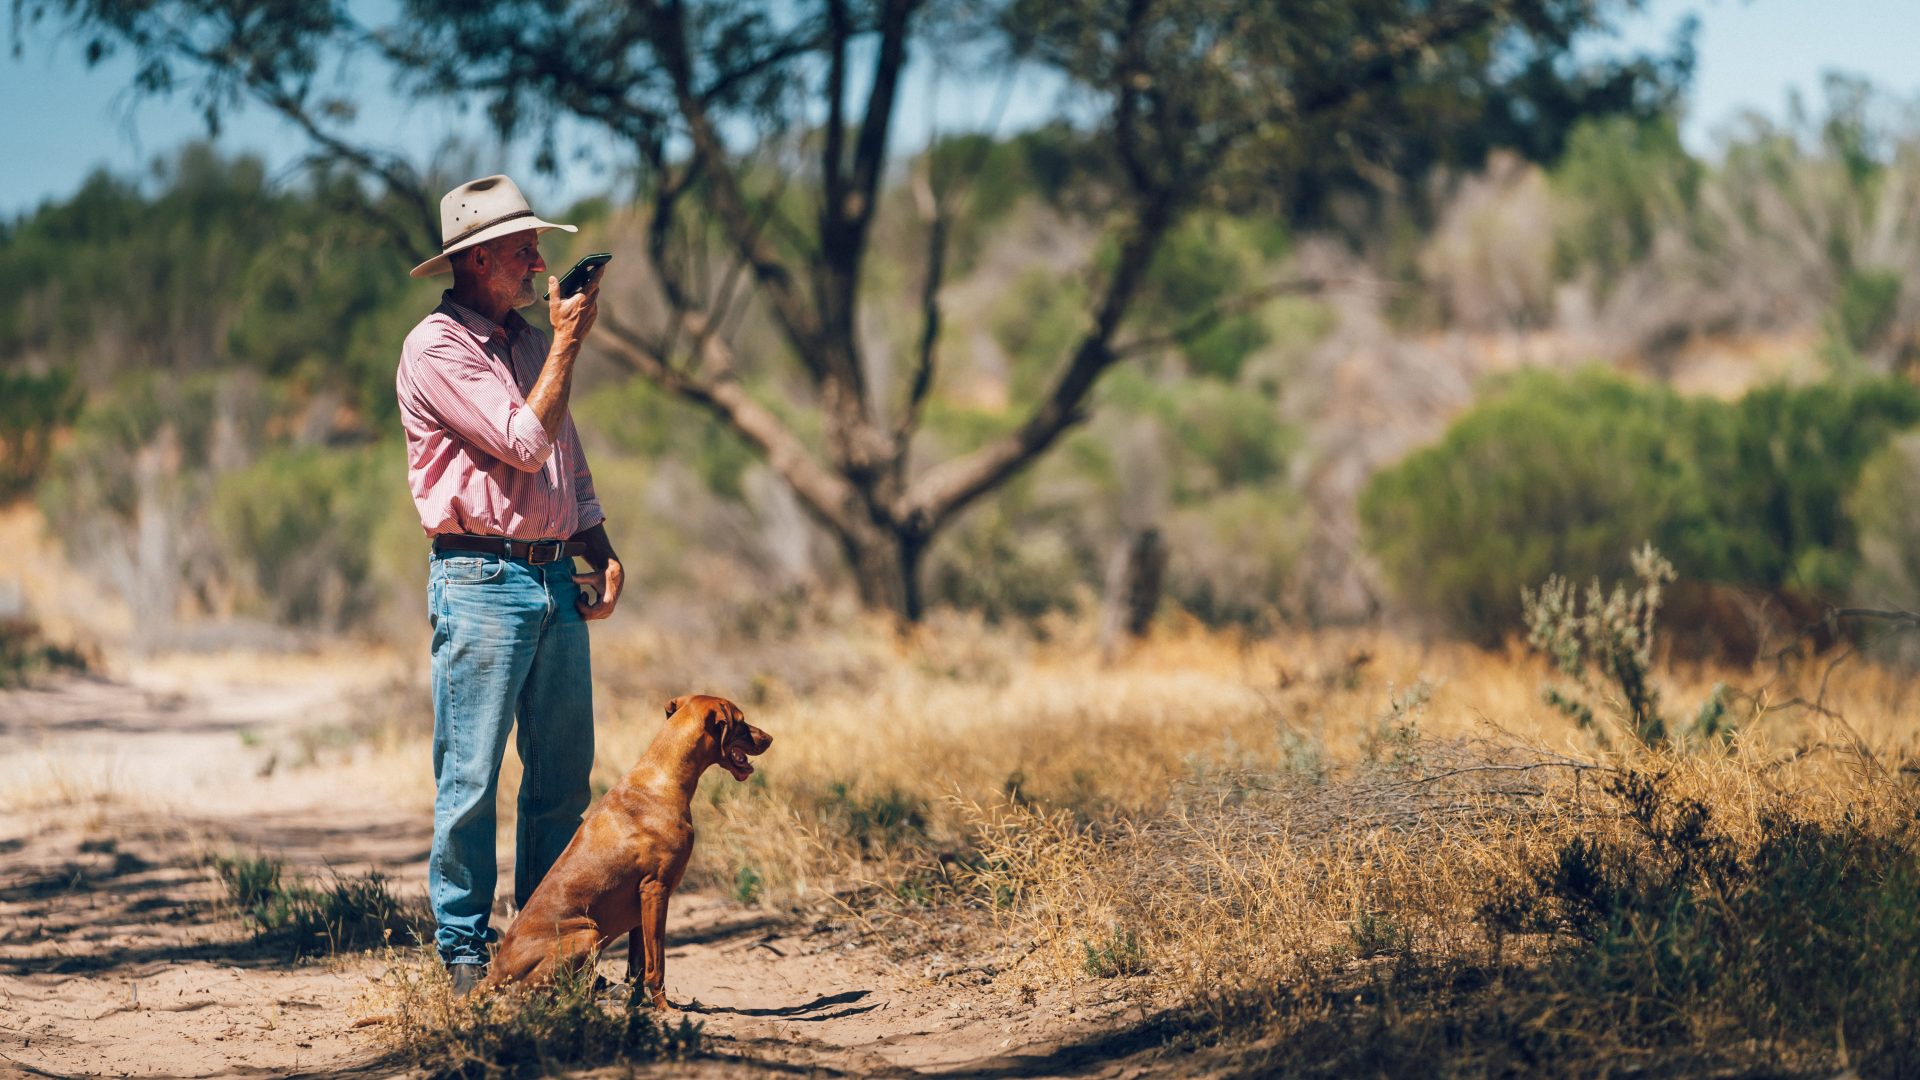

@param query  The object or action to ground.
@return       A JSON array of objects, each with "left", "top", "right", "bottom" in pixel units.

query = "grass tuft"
[
  {"left": 211, "top": 852, "right": 425, "bottom": 958},
  {"left": 0, "top": 615, "right": 90, "bottom": 688},
  {"left": 366, "top": 948, "right": 703, "bottom": 1079}
]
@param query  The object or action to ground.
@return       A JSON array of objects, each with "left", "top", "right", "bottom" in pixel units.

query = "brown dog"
[{"left": 483, "top": 694, "right": 772, "bottom": 1006}]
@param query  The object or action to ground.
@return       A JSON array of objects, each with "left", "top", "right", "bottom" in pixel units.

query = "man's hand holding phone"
[{"left": 547, "top": 253, "right": 608, "bottom": 350}]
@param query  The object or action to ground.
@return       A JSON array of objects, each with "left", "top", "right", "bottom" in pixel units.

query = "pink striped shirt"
[{"left": 396, "top": 294, "right": 604, "bottom": 540}]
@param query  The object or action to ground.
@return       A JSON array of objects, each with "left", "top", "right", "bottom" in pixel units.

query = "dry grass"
[
  {"left": 367, "top": 607, "right": 1920, "bottom": 1074},
  {"left": 359, "top": 945, "right": 703, "bottom": 1078}
]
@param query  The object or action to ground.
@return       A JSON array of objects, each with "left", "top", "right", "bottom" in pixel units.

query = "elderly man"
[{"left": 395, "top": 175, "right": 622, "bottom": 994}]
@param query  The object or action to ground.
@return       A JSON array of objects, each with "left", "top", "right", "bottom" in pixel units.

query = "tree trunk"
[
  {"left": 1101, "top": 527, "right": 1168, "bottom": 658},
  {"left": 840, "top": 526, "right": 926, "bottom": 623}
]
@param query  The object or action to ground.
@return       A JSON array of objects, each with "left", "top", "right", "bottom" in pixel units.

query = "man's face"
[{"left": 486, "top": 231, "right": 546, "bottom": 309}]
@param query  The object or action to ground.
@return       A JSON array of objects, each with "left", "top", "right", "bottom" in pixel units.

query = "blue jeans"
[{"left": 426, "top": 549, "right": 595, "bottom": 964}]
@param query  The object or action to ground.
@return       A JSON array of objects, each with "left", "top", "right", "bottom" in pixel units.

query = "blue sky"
[{"left": 1, "top": 0, "right": 1913, "bottom": 220}]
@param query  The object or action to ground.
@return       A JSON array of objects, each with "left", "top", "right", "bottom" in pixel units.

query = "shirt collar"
[{"left": 437, "top": 291, "right": 531, "bottom": 344}]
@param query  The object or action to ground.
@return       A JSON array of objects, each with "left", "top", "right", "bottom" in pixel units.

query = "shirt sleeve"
[
  {"left": 570, "top": 423, "right": 606, "bottom": 532},
  {"left": 406, "top": 338, "right": 555, "bottom": 473}
]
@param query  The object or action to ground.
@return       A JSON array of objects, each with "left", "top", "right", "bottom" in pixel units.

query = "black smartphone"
[{"left": 546, "top": 252, "right": 612, "bottom": 301}]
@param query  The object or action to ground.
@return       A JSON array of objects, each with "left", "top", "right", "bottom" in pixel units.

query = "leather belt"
[{"left": 432, "top": 534, "right": 586, "bottom": 564}]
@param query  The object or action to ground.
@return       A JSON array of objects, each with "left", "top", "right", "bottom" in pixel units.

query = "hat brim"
[{"left": 410, "top": 219, "right": 579, "bottom": 278}]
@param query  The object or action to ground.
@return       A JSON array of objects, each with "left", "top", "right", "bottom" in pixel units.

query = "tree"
[{"left": 17, "top": 0, "right": 1687, "bottom": 620}]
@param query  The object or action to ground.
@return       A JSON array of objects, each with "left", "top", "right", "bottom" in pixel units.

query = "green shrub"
[
  {"left": 1549, "top": 114, "right": 1699, "bottom": 289},
  {"left": 1483, "top": 771, "right": 1920, "bottom": 1074},
  {"left": 210, "top": 440, "right": 415, "bottom": 630},
  {"left": 1702, "top": 377, "right": 1920, "bottom": 593},
  {"left": 37, "top": 372, "right": 248, "bottom": 634},
  {"left": 0, "top": 146, "right": 431, "bottom": 418},
  {"left": 1099, "top": 368, "right": 1294, "bottom": 499},
  {"left": 1131, "top": 212, "right": 1284, "bottom": 381},
  {"left": 1362, "top": 368, "right": 1920, "bottom": 640},
  {"left": 731, "top": 865, "right": 764, "bottom": 904},
  {"left": 1827, "top": 267, "right": 1905, "bottom": 363},
  {"left": 0, "top": 369, "right": 83, "bottom": 498},
  {"left": 1849, "top": 432, "right": 1920, "bottom": 604},
  {"left": 924, "top": 510, "right": 1087, "bottom": 624},
  {"left": 1361, "top": 369, "right": 1708, "bottom": 639}
]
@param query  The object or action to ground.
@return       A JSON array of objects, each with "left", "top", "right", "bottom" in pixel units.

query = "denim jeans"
[{"left": 426, "top": 549, "right": 594, "bottom": 964}]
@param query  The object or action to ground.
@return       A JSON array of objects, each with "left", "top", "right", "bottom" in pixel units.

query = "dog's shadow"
[{"left": 682, "top": 988, "right": 878, "bottom": 1022}]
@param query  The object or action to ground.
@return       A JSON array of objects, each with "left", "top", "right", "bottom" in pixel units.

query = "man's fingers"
[{"left": 573, "top": 570, "right": 619, "bottom": 620}]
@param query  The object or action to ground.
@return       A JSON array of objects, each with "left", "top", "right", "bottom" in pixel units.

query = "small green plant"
[
  {"left": 213, "top": 852, "right": 286, "bottom": 914},
  {"left": 820, "top": 782, "right": 929, "bottom": 852},
  {"left": 1081, "top": 925, "right": 1147, "bottom": 977},
  {"left": 894, "top": 873, "right": 936, "bottom": 907},
  {"left": 1523, "top": 544, "right": 1674, "bottom": 747},
  {"left": 1362, "top": 679, "right": 1433, "bottom": 768},
  {"left": 211, "top": 852, "right": 423, "bottom": 957},
  {"left": 1691, "top": 683, "right": 1733, "bottom": 744},
  {"left": 1349, "top": 908, "right": 1412, "bottom": 960},
  {"left": 731, "top": 865, "right": 763, "bottom": 904}
]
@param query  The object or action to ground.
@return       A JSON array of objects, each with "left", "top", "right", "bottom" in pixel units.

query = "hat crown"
[
  {"left": 439, "top": 175, "right": 536, "bottom": 252},
  {"left": 410, "top": 173, "right": 576, "bottom": 278}
]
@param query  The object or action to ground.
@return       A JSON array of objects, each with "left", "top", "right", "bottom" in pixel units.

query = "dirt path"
[{"left": 0, "top": 657, "right": 1190, "bottom": 1078}]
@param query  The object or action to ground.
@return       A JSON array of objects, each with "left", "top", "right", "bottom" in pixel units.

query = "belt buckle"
[{"left": 527, "top": 539, "right": 563, "bottom": 564}]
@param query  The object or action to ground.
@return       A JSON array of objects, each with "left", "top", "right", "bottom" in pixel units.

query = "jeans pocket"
[{"left": 438, "top": 554, "right": 505, "bottom": 585}]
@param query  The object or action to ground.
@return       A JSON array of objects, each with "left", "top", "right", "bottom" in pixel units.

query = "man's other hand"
[{"left": 574, "top": 557, "right": 624, "bottom": 621}]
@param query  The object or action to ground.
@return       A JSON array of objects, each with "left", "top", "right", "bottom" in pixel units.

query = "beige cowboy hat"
[{"left": 409, "top": 174, "right": 578, "bottom": 278}]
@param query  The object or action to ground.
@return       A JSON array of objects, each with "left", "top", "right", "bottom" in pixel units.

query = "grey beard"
[{"left": 510, "top": 277, "right": 538, "bottom": 309}]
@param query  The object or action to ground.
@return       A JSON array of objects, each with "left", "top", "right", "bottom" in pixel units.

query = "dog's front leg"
[{"left": 635, "top": 882, "right": 669, "bottom": 1009}]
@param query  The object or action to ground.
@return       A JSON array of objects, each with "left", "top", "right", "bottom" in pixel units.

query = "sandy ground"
[{"left": 0, "top": 654, "right": 1204, "bottom": 1078}]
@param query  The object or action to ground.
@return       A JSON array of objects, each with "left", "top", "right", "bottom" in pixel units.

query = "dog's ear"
[
  {"left": 664, "top": 697, "right": 680, "bottom": 719},
  {"left": 704, "top": 706, "right": 728, "bottom": 735}
]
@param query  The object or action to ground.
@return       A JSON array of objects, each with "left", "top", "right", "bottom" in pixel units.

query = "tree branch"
[
  {"left": 897, "top": 190, "right": 1178, "bottom": 536},
  {"left": 892, "top": 60, "right": 1017, "bottom": 461},
  {"left": 254, "top": 82, "right": 438, "bottom": 261},
  {"left": 1290, "top": 0, "right": 1505, "bottom": 120},
  {"left": 896, "top": 164, "right": 947, "bottom": 451},
  {"left": 844, "top": 0, "right": 916, "bottom": 234},
  {"left": 597, "top": 311, "right": 858, "bottom": 535},
  {"left": 650, "top": 0, "right": 826, "bottom": 371},
  {"left": 822, "top": 0, "right": 849, "bottom": 232}
]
